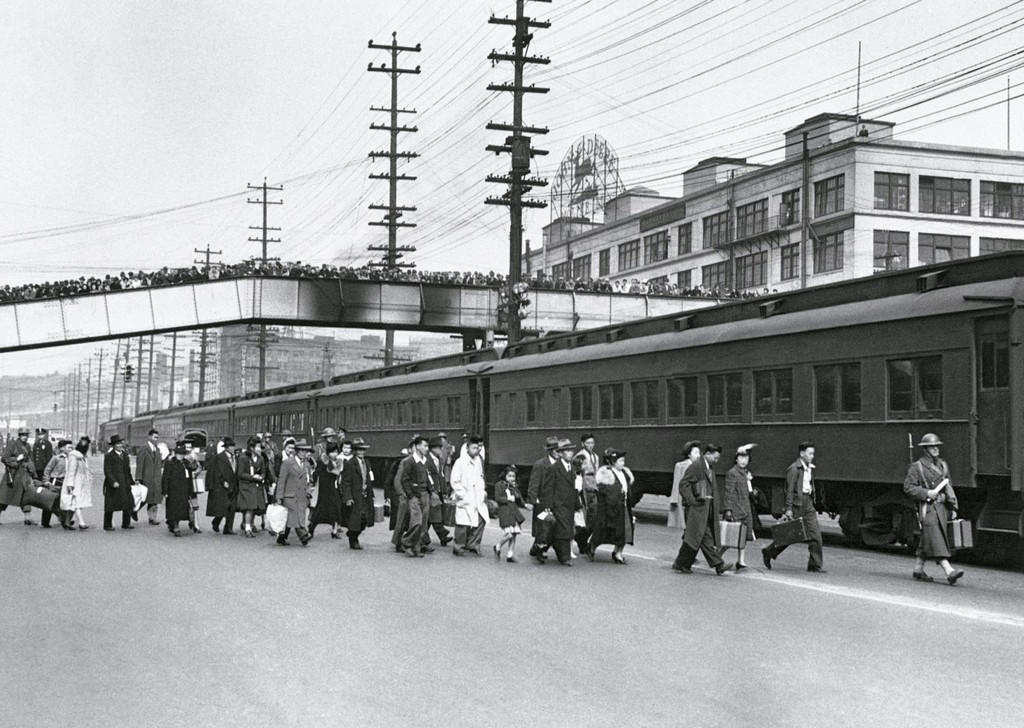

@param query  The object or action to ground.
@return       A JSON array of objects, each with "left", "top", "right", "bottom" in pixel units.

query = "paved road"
[{"left": 2, "top": 484, "right": 1022, "bottom": 728}]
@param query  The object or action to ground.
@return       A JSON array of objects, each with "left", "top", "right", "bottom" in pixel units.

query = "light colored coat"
[
  {"left": 449, "top": 452, "right": 489, "bottom": 527},
  {"left": 277, "top": 455, "right": 311, "bottom": 529},
  {"left": 62, "top": 449, "right": 93, "bottom": 510}
]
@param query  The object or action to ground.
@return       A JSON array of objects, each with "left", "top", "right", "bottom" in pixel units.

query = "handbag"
[
  {"left": 535, "top": 512, "right": 557, "bottom": 544},
  {"left": 442, "top": 502, "right": 457, "bottom": 527},
  {"left": 573, "top": 509, "right": 587, "bottom": 529},
  {"left": 266, "top": 503, "right": 288, "bottom": 534}
]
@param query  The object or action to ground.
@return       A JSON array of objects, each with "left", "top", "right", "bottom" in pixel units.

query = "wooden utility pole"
[
  {"left": 485, "top": 0, "right": 551, "bottom": 345},
  {"left": 167, "top": 333, "right": 177, "bottom": 408},
  {"left": 83, "top": 357, "right": 92, "bottom": 440},
  {"left": 368, "top": 32, "right": 421, "bottom": 367},
  {"left": 109, "top": 340, "right": 120, "bottom": 421},
  {"left": 134, "top": 336, "right": 144, "bottom": 415},
  {"left": 192, "top": 246, "right": 222, "bottom": 402},
  {"left": 93, "top": 348, "right": 104, "bottom": 441},
  {"left": 247, "top": 179, "right": 283, "bottom": 391}
]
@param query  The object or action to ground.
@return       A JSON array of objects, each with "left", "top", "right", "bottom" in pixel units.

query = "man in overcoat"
[
  {"left": 449, "top": 435, "right": 489, "bottom": 556},
  {"left": 339, "top": 438, "right": 374, "bottom": 550},
  {"left": 761, "top": 441, "right": 825, "bottom": 572},
  {"left": 672, "top": 443, "right": 732, "bottom": 575},
  {"left": 102, "top": 434, "right": 135, "bottom": 531},
  {"left": 136, "top": 428, "right": 164, "bottom": 525},
  {"left": 276, "top": 438, "right": 312, "bottom": 546},
  {"left": 536, "top": 439, "right": 579, "bottom": 566},
  {"left": 399, "top": 436, "right": 432, "bottom": 558},
  {"left": 425, "top": 437, "right": 452, "bottom": 547},
  {"left": 163, "top": 441, "right": 197, "bottom": 536},
  {"left": 527, "top": 436, "right": 560, "bottom": 560},
  {"left": 210, "top": 438, "right": 238, "bottom": 535},
  {"left": 1, "top": 428, "right": 36, "bottom": 525}
]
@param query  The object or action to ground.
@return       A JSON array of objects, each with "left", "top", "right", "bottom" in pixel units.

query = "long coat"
[
  {"left": 450, "top": 453, "right": 489, "bottom": 528},
  {"left": 235, "top": 451, "right": 267, "bottom": 512},
  {"left": 103, "top": 448, "right": 134, "bottom": 513},
  {"left": 277, "top": 455, "right": 311, "bottom": 529},
  {"left": 162, "top": 456, "right": 196, "bottom": 523},
  {"left": 310, "top": 457, "right": 344, "bottom": 526},
  {"left": 590, "top": 465, "right": 637, "bottom": 547},
  {"left": 1, "top": 438, "right": 34, "bottom": 508},
  {"left": 904, "top": 455, "right": 958, "bottom": 559},
  {"left": 528, "top": 454, "right": 555, "bottom": 534},
  {"left": 679, "top": 457, "right": 720, "bottom": 552},
  {"left": 723, "top": 464, "right": 755, "bottom": 539},
  {"left": 339, "top": 455, "right": 375, "bottom": 532},
  {"left": 575, "top": 448, "right": 600, "bottom": 525},
  {"left": 136, "top": 441, "right": 164, "bottom": 506},
  {"left": 61, "top": 449, "right": 92, "bottom": 511},
  {"left": 537, "top": 457, "right": 579, "bottom": 541},
  {"left": 32, "top": 438, "right": 53, "bottom": 478},
  {"left": 205, "top": 450, "right": 237, "bottom": 518},
  {"left": 494, "top": 480, "right": 525, "bottom": 529}
]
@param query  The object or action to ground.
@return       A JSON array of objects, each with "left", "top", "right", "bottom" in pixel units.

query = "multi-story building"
[{"left": 527, "top": 113, "right": 1024, "bottom": 293}]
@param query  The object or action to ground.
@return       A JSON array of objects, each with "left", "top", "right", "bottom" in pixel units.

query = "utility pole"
[
  {"left": 146, "top": 334, "right": 155, "bottom": 411},
  {"left": 119, "top": 339, "right": 130, "bottom": 419},
  {"left": 83, "top": 356, "right": 92, "bottom": 440},
  {"left": 74, "top": 363, "right": 82, "bottom": 436},
  {"left": 109, "top": 340, "right": 120, "bottom": 422},
  {"left": 94, "top": 348, "right": 104, "bottom": 441},
  {"left": 244, "top": 325, "right": 279, "bottom": 392},
  {"left": 368, "top": 32, "right": 421, "bottom": 367},
  {"left": 246, "top": 179, "right": 283, "bottom": 390},
  {"left": 134, "top": 335, "right": 144, "bottom": 415},
  {"left": 167, "top": 333, "right": 177, "bottom": 408},
  {"left": 320, "top": 340, "right": 334, "bottom": 383},
  {"left": 485, "top": 0, "right": 551, "bottom": 345},
  {"left": 192, "top": 246, "right": 222, "bottom": 403}
]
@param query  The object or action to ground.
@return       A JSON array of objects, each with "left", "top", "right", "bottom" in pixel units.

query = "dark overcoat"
[
  {"left": 1, "top": 438, "right": 34, "bottom": 508},
  {"left": 103, "top": 448, "right": 134, "bottom": 513},
  {"left": 679, "top": 457, "right": 720, "bottom": 552},
  {"left": 205, "top": 450, "right": 237, "bottom": 518},
  {"left": 162, "top": 456, "right": 195, "bottom": 522},
  {"left": 590, "top": 465, "right": 637, "bottom": 547},
  {"left": 494, "top": 479, "right": 525, "bottom": 529},
  {"left": 904, "top": 456, "right": 958, "bottom": 559},
  {"left": 537, "top": 458, "right": 579, "bottom": 541},
  {"left": 339, "top": 455, "right": 375, "bottom": 533},
  {"left": 235, "top": 451, "right": 266, "bottom": 512},
  {"left": 528, "top": 454, "right": 554, "bottom": 534},
  {"left": 32, "top": 438, "right": 53, "bottom": 478},
  {"left": 309, "top": 458, "right": 344, "bottom": 526}
]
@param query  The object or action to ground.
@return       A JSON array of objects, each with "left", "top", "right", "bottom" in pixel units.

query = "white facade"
[{"left": 527, "top": 114, "right": 1024, "bottom": 293}]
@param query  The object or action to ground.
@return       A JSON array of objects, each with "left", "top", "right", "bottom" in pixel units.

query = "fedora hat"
[
  {"left": 555, "top": 438, "right": 574, "bottom": 452},
  {"left": 109, "top": 434, "right": 124, "bottom": 445},
  {"left": 351, "top": 437, "right": 369, "bottom": 450},
  {"left": 544, "top": 436, "right": 560, "bottom": 451},
  {"left": 294, "top": 438, "right": 313, "bottom": 451}
]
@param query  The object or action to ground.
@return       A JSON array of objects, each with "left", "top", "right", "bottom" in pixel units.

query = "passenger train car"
[{"left": 103, "top": 254, "right": 1024, "bottom": 559}]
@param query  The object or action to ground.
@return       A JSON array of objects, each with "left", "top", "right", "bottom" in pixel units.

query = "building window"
[
  {"left": 598, "top": 383, "right": 624, "bottom": 421},
  {"left": 703, "top": 211, "right": 730, "bottom": 248},
  {"left": 873, "top": 230, "right": 909, "bottom": 271},
  {"left": 888, "top": 356, "right": 942, "bottom": 417},
  {"left": 735, "top": 251, "right": 767, "bottom": 289},
  {"left": 780, "top": 243, "right": 800, "bottom": 280},
  {"left": 979, "top": 331, "right": 1010, "bottom": 390},
  {"left": 598, "top": 248, "right": 611, "bottom": 277},
  {"left": 780, "top": 188, "right": 800, "bottom": 225},
  {"left": 648, "top": 275, "right": 668, "bottom": 288},
  {"left": 702, "top": 261, "right": 732, "bottom": 292},
  {"left": 630, "top": 380, "right": 659, "bottom": 421},
  {"left": 643, "top": 230, "right": 669, "bottom": 265},
  {"left": 919, "top": 176, "right": 970, "bottom": 216},
  {"left": 551, "top": 261, "right": 571, "bottom": 280},
  {"left": 736, "top": 199, "right": 768, "bottom": 238},
  {"left": 526, "top": 390, "right": 544, "bottom": 424},
  {"left": 813, "top": 231, "right": 844, "bottom": 273},
  {"left": 753, "top": 369, "right": 793, "bottom": 417},
  {"left": 677, "top": 222, "right": 692, "bottom": 255},
  {"left": 813, "top": 174, "right": 845, "bottom": 217},
  {"left": 618, "top": 240, "right": 641, "bottom": 271},
  {"left": 569, "top": 386, "right": 592, "bottom": 422},
  {"left": 814, "top": 363, "right": 861, "bottom": 416},
  {"left": 874, "top": 172, "right": 910, "bottom": 211},
  {"left": 708, "top": 373, "right": 743, "bottom": 419},
  {"left": 980, "top": 181, "right": 1024, "bottom": 219},
  {"left": 667, "top": 376, "right": 698, "bottom": 419},
  {"left": 572, "top": 254, "right": 591, "bottom": 280},
  {"left": 918, "top": 233, "right": 969, "bottom": 264},
  {"left": 980, "top": 237, "right": 1024, "bottom": 255},
  {"left": 676, "top": 270, "right": 692, "bottom": 291}
]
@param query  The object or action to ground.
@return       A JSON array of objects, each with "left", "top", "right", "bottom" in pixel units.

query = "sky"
[{"left": 1, "top": 0, "right": 1022, "bottom": 376}]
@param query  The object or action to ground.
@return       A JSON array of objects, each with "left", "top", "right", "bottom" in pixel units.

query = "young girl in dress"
[{"left": 493, "top": 465, "right": 525, "bottom": 562}]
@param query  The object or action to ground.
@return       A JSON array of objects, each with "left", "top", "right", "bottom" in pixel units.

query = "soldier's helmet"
[{"left": 917, "top": 433, "right": 943, "bottom": 447}]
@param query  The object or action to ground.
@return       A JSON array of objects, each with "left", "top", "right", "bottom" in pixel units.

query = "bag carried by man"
[
  {"left": 265, "top": 503, "right": 288, "bottom": 535},
  {"left": 770, "top": 518, "right": 808, "bottom": 547}
]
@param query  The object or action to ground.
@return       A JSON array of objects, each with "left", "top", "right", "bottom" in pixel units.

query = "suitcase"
[
  {"left": 719, "top": 520, "right": 748, "bottom": 550},
  {"left": 22, "top": 484, "right": 60, "bottom": 512},
  {"left": 770, "top": 518, "right": 809, "bottom": 547},
  {"left": 946, "top": 518, "right": 974, "bottom": 549},
  {"left": 374, "top": 503, "right": 385, "bottom": 523},
  {"left": 441, "top": 502, "right": 457, "bottom": 528}
]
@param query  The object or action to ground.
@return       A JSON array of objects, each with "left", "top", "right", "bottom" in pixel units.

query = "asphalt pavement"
[{"left": 2, "top": 480, "right": 1023, "bottom": 728}]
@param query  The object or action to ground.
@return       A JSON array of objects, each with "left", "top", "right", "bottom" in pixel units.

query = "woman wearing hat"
[
  {"left": 903, "top": 433, "right": 965, "bottom": 585},
  {"left": 309, "top": 441, "right": 345, "bottom": 539},
  {"left": 723, "top": 444, "right": 758, "bottom": 571},
  {"left": 237, "top": 436, "right": 271, "bottom": 538},
  {"left": 163, "top": 441, "right": 199, "bottom": 536},
  {"left": 589, "top": 448, "right": 637, "bottom": 564},
  {"left": 339, "top": 438, "right": 375, "bottom": 549},
  {"left": 62, "top": 437, "right": 93, "bottom": 530},
  {"left": 0, "top": 428, "right": 36, "bottom": 525}
]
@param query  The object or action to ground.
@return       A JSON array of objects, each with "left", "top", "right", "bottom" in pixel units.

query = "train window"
[
  {"left": 569, "top": 386, "right": 593, "bottom": 423},
  {"left": 979, "top": 332, "right": 1010, "bottom": 390},
  {"left": 598, "top": 383, "right": 625, "bottom": 421},
  {"left": 428, "top": 399, "right": 442, "bottom": 425},
  {"left": 814, "top": 363, "right": 862, "bottom": 417},
  {"left": 362, "top": 405, "right": 371, "bottom": 428},
  {"left": 708, "top": 373, "right": 743, "bottom": 419},
  {"left": 753, "top": 369, "right": 793, "bottom": 418},
  {"left": 888, "top": 357, "right": 942, "bottom": 418},
  {"left": 550, "top": 388, "right": 561, "bottom": 425},
  {"left": 447, "top": 397, "right": 462, "bottom": 426},
  {"left": 397, "top": 402, "right": 407, "bottom": 426},
  {"left": 630, "top": 381, "right": 659, "bottom": 421},
  {"left": 667, "top": 377, "right": 698, "bottom": 420},
  {"left": 410, "top": 400, "right": 424, "bottom": 425},
  {"left": 508, "top": 393, "right": 518, "bottom": 425},
  {"left": 383, "top": 403, "right": 393, "bottom": 427},
  {"left": 526, "top": 391, "right": 545, "bottom": 424}
]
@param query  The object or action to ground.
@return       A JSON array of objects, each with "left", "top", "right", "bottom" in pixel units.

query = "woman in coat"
[
  {"left": 668, "top": 440, "right": 701, "bottom": 530},
  {"left": 1, "top": 428, "right": 35, "bottom": 525},
  {"left": 61, "top": 437, "right": 93, "bottom": 530},
  {"left": 236, "top": 436, "right": 269, "bottom": 538},
  {"left": 163, "top": 441, "right": 199, "bottom": 536},
  {"left": 339, "top": 438, "right": 375, "bottom": 549},
  {"left": 722, "top": 445, "right": 757, "bottom": 571},
  {"left": 588, "top": 448, "right": 637, "bottom": 564},
  {"left": 309, "top": 442, "right": 345, "bottom": 538},
  {"left": 275, "top": 438, "right": 312, "bottom": 546},
  {"left": 903, "top": 433, "right": 965, "bottom": 585},
  {"left": 493, "top": 465, "right": 525, "bottom": 562}
]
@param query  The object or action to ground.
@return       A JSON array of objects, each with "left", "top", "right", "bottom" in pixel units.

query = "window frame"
[
  {"left": 667, "top": 376, "right": 699, "bottom": 421},
  {"left": 813, "top": 231, "right": 844, "bottom": 274},
  {"left": 571, "top": 254, "right": 592, "bottom": 280},
  {"left": 736, "top": 198, "right": 768, "bottom": 238},
  {"left": 598, "top": 248, "right": 611, "bottom": 277},
  {"left": 597, "top": 382, "right": 625, "bottom": 422},
  {"left": 643, "top": 230, "right": 669, "bottom": 265},
  {"left": 629, "top": 380, "right": 660, "bottom": 423},
  {"left": 873, "top": 229, "right": 909, "bottom": 271},
  {"left": 918, "top": 233, "right": 969, "bottom": 265},
  {"left": 707, "top": 372, "right": 743, "bottom": 421},
  {"left": 677, "top": 222, "right": 693, "bottom": 255},
  {"left": 873, "top": 172, "right": 910, "bottom": 211},
  {"left": 735, "top": 250, "right": 767, "bottom": 289},
  {"left": 919, "top": 175, "right": 971, "bottom": 216},
  {"left": 617, "top": 240, "right": 641, "bottom": 271},
  {"left": 702, "top": 260, "right": 732, "bottom": 292},
  {"left": 780, "top": 243, "right": 800, "bottom": 280},
  {"left": 702, "top": 211, "right": 730, "bottom": 248},
  {"left": 887, "top": 356, "right": 943, "bottom": 419},
  {"left": 813, "top": 174, "right": 845, "bottom": 217},
  {"left": 813, "top": 362, "right": 862, "bottom": 420},
  {"left": 569, "top": 385, "right": 593, "bottom": 423},
  {"left": 752, "top": 368, "right": 794, "bottom": 420},
  {"left": 980, "top": 181, "right": 1024, "bottom": 219}
]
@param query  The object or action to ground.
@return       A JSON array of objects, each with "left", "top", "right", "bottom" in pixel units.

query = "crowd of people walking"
[{"left": 1, "top": 425, "right": 968, "bottom": 585}]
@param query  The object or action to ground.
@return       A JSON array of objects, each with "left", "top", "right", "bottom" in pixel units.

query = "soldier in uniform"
[
  {"left": 1, "top": 428, "right": 37, "bottom": 525},
  {"left": 903, "top": 433, "right": 965, "bottom": 585},
  {"left": 31, "top": 429, "right": 53, "bottom": 482},
  {"left": 761, "top": 441, "right": 825, "bottom": 573}
]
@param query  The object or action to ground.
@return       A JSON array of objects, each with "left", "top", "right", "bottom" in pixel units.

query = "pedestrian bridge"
[{"left": 0, "top": 277, "right": 719, "bottom": 352}]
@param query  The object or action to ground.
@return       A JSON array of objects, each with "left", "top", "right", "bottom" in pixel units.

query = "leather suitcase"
[
  {"left": 946, "top": 519, "right": 974, "bottom": 549},
  {"left": 719, "top": 520, "right": 747, "bottom": 550},
  {"left": 22, "top": 484, "right": 59, "bottom": 512},
  {"left": 770, "top": 518, "right": 808, "bottom": 546}
]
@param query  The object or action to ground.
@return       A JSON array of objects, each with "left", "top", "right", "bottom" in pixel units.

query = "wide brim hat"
[
  {"left": 294, "top": 438, "right": 313, "bottom": 451},
  {"left": 555, "top": 438, "right": 575, "bottom": 452},
  {"left": 917, "top": 433, "right": 943, "bottom": 447},
  {"left": 319, "top": 427, "right": 336, "bottom": 437},
  {"left": 736, "top": 443, "right": 757, "bottom": 455},
  {"left": 17, "top": 427, "right": 30, "bottom": 436},
  {"left": 109, "top": 434, "right": 124, "bottom": 445},
  {"left": 351, "top": 437, "right": 369, "bottom": 450},
  {"left": 544, "top": 436, "right": 560, "bottom": 451}
]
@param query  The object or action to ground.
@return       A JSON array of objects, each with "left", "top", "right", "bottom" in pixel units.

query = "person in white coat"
[
  {"left": 449, "top": 435, "right": 489, "bottom": 556},
  {"left": 61, "top": 437, "right": 93, "bottom": 530}
]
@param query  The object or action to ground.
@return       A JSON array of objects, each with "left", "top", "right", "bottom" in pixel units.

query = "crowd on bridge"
[
  {"left": 1, "top": 424, "right": 968, "bottom": 585},
  {"left": 0, "top": 258, "right": 769, "bottom": 305}
]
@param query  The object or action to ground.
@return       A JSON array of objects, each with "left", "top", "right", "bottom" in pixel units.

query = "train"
[{"left": 101, "top": 252, "right": 1024, "bottom": 562}]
